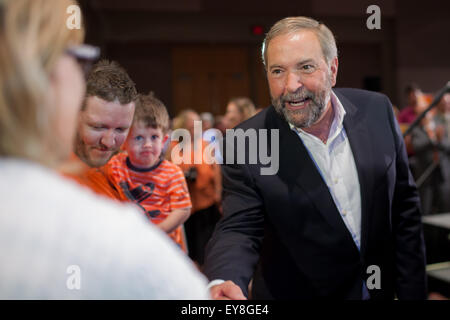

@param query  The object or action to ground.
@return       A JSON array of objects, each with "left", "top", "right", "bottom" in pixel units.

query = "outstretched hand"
[{"left": 210, "top": 281, "right": 247, "bottom": 300}]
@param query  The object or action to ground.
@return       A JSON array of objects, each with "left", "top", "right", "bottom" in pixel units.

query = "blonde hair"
[
  {"left": 172, "top": 109, "right": 199, "bottom": 130},
  {"left": 0, "top": 0, "right": 84, "bottom": 166},
  {"left": 228, "top": 97, "right": 256, "bottom": 121},
  {"left": 261, "top": 16, "right": 337, "bottom": 68}
]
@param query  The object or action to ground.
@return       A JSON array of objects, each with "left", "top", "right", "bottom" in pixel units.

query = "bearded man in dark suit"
[{"left": 203, "top": 16, "right": 427, "bottom": 300}]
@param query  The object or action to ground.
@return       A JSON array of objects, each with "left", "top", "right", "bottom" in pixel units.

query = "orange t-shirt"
[
  {"left": 104, "top": 153, "right": 192, "bottom": 252},
  {"left": 169, "top": 139, "right": 220, "bottom": 213},
  {"left": 60, "top": 153, "right": 122, "bottom": 200}
]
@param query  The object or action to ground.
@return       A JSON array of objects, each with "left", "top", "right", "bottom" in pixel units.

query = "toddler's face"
[{"left": 125, "top": 122, "right": 167, "bottom": 169}]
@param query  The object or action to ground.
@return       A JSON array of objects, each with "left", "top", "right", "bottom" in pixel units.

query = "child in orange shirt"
[{"left": 104, "top": 93, "right": 191, "bottom": 252}]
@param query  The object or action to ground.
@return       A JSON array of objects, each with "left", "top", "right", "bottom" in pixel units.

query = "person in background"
[
  {"left": 201, "top": 112, "right": 215, "bottom": 131},
  {"left": 103, "top": 93, "right": 191, "bottom": 252},
  {"left": 223, "top": 97, "right": 256, "bottom": 129},
  {"left": 409, "top": 113, "right": 443, "bottom": 215},
  {"left": 398, "top": 84, "right": 427, "bottom": 159},
  {"left": 60, "top": 59, "right": 136, "bottom": 199},
  {"left": 201, "top": 112, "right": 219, "bottom": 144},
  {"left": 398, "top": 83, "right": 424, "bottom": 125},
  {"left": 432, "top": 93, "right": 450, "bottom": 212},
  {"left": 168, "top": 110, "right": 222, "bottom": 268},
  {"left": 0, "top": 0, "right": 209, "bottom": 299}
]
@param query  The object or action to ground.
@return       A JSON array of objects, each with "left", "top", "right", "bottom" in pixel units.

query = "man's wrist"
[{"left": 207, "top": 279, "right": 225, "bottom": 290}]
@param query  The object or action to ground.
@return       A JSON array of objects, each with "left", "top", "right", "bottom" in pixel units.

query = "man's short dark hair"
[{"left": 85, "top": 59, "right": 137, "bottom": 108}]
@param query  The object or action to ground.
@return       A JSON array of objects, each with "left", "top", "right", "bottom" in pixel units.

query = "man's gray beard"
[{"left": 272, "top": 87, "right": 331, "bottom": 129}]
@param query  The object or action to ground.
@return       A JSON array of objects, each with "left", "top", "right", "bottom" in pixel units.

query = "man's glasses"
[{"left": 65, "top": 44, "right": 100, "bottom": 78}]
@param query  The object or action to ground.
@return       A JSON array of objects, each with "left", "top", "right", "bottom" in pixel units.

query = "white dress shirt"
[
  {"left": 210, "top": 94, "right": 367, "bottom": 298},
  {"left": 290, "top": 92, "right": 362, "bottom": 249}
]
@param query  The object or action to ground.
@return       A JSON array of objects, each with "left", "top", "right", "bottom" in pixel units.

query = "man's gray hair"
[{"left": 261, "top": 16, "right": 338, "bottom": 68}]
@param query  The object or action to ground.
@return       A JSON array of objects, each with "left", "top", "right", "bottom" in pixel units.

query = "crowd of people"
[
  {"left": 397, "top": 84, "right": 450, "bottom": 215},
  {"left": 1, "top": 0, "right": 447, "bottom": 300},
  {"left": 0, "top": 0, "right": 209, "bottom": 299}
]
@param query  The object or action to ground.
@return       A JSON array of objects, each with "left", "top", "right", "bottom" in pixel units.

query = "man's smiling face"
[{"left": 266, "top": 30, "right": 338, "bottom": 128}]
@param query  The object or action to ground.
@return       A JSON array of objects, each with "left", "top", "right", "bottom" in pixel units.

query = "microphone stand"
[{"left": 403, "top": 81, "right": 450, "bottom": 138}]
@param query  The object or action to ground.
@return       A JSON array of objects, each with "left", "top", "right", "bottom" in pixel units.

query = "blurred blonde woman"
[
  {"left": 0, "top": 0, "right": 208, "bottom": 299},
  {"left": 224, "top": 97, "right": 256, "bottom": 129},
  {"left": 168, "top": 110, "right": 222, "bottom": 267}
]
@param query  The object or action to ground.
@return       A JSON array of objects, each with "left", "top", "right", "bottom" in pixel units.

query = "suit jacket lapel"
[
  {"left": 336, "top": 90, "right": 375, "bottom": 258},
  {"left": 265, "top": 107, "right": 358, "bottom": 247}
]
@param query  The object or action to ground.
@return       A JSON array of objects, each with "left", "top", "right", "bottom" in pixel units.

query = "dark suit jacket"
[{"left": 203, "top": 88, "right": 427, "bottom": 299}]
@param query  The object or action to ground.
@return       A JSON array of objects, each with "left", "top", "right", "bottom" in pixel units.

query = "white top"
[
  {"left": 209, "top": 93, "right": 364, "bottom": 291},
  {"left": 0, "top": 158, "right": 209, "bottom": 299},
  {"left": 291, "top": 92, "right": 362, "bottom": 248}
]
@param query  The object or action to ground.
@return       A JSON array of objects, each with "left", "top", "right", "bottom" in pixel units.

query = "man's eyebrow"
[
  {"left": 269, "top": 59, "right": 316, "bottom": 70},
  {"left": 88, "top": 122, "right": 105, "bottom": 127},
  {"left": 268, "top": 64, "right": 284, "bottom": 70},
  {"left": 296, "top": 59, "right": 315, "bottom": 66}
]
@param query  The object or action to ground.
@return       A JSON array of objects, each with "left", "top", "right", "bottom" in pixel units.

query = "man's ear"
[{"left": 329, "top": 57, "right": 339, "bottom": 87}]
